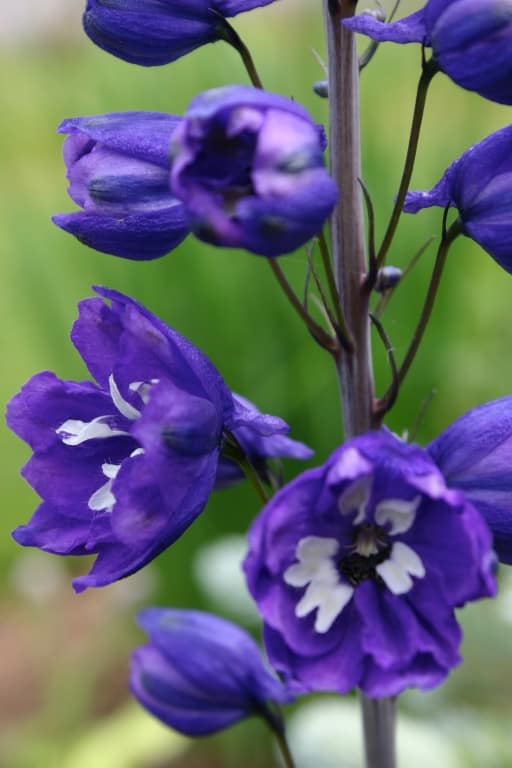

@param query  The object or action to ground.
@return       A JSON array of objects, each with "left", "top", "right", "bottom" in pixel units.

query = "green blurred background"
[{"left": 2, "top": 1, "right": 512, "bottom": 766}]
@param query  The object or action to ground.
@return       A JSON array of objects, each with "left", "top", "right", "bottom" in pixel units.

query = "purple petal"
[
  {"left": 58, "top": 112, "right": 182, "bottom": 169},
  {"left": 12, "top": 502, "right": 92, "bottom": 556},
  {"left": 343, "top": 10, "right": 428, "bottom": 45},
  {"left": 429, "top": 396, "right": 512, "bottom": 563},
  {"left": 53, "top": 207, "right": 189, "bottom": 261},
  {"left": 264, "top": 606, "right": 364, "bottom": 694},
  {"left": 6, "top": 371, "right": 110, "bottom": 451},
  {"left": 131, "top": 646, "right": 248, "bottom": 736},
  {"left": 228, "top": 394, "right": 289, "bottom": 436},
  {"left": 428, "top": 0, "right": 512, "bottom": 105}
]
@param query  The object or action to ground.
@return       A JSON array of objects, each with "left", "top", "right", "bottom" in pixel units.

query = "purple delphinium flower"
[
  {"left": 131, "top": 608, "right": 293, "bottom": 736},
  {"left": 7, "top": 288, "right": 307, "bottom": 592},
  {"left": 215, "top": 394, "right": 313, "bottom": 489},
  {"left": 244, "top": 430, "right": 495, "bottom": 697},
  {"left": 83, "top": 0, "right": 279, "bottom": 67},
  {"left": 344, "top": 1, "right": 512, "bottom": 105},
  {"left": 53, "top": 112, "right": 189, "bottom": 260},
  {"left": 170, "top": 85, "right": 338, "bottom": 257},
  {"left": 403, "top": 125, "right": 512, "bottom": 274},
  {"left": 428, "top": 396, "right": 512, "bottom": 565}
]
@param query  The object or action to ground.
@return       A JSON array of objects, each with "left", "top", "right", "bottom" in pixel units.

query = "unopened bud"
[
  {"left": 313, "top": 80, "right": 329, "bottom": 98},
  {"left": 375, "top": 266, "right": 402, "bottom": 292}
]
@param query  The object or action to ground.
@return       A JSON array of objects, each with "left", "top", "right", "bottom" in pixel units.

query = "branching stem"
[
  {"left": 222, "top": 435, "right": 270, "bottom": 504},
  {"left": 268, "top": 259, "right": 338, "bottom": 353},
  {"left": 375, "top": 55, "right": 438, "bottom": 272},
  {"left": 317, "top": 231, "right": 354, "bottom": 350},
  {"left": 274, "top": 729, "right": 297, "bottom": 768},
  {"left": 373, "top": 235, "right": 435, "bottom": 319},
  {"left": 392, "top": 217, "right": 461, "bottom": 395},
  {"left": 370, "top": 312, "right": 399, "bottom": 422},
  {"left": 218, "top": 16, "right": 264, "bottom": 88}
]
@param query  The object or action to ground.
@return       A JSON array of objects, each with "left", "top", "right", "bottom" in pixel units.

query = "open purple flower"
[
  {"left": 53, "top": 112, "right": 189, "bottom": 260},
  {"left": 7, "top": 288, "right": 307, "bottom": 592},
  {"left": 131, "top": 608, "right": 292, "bottom": 736},
  {"left": 83, "top": 0, "right": 278, "bottom": 67},
  {"left": 170, "top": 86, "right": 338, "bottom": 257},
  {"left": 344, "top": 0, "right": 512, "bottom": 105},
  {"left": 428, "top": 396, "right": 512, "bottom": 565},
  {"left": 403, "top": 125, "right": 512, "bottom": 273},
  {"left": 244, "top": 430, "right": 495, "bottom": 698}
]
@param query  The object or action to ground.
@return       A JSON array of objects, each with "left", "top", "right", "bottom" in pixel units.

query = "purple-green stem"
[
  {"left": 275, "top": 728, "right": 296, "bottom": 768},
  {"left": 323, "top": 0, "right": 375, "bottom": 437},
  {"left": 219, "top": 16, "right": 264, "bottom": 89},
  {"left": 394, "top": 218, "right": 462, "bottom": 391},
  {"left": 375, "top": 55, "right": 438, "bottom": 272},
  {"left": 323, "top": 1, "right": 396, "bottom": 767},
  {"left": 222, "top": 435, "right": 271, "bottom": 504}
]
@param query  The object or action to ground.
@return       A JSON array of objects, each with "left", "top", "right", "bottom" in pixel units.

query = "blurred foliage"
[{"left": 2, "top": 1, "right": 512, "bottom": 766}]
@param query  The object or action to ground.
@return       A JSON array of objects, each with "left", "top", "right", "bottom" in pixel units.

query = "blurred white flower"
[
  {"left": 194, "top": 534, "right": 259, "bottom": 624},
  {"left": 0, "top": 0, "right": 81, "bottom": 45},
  {"left": 10, "top": 550, "right": 66, "bottom": 603},
  {"left": 287, "top": 698, "right": 462, "bottom": 768}
]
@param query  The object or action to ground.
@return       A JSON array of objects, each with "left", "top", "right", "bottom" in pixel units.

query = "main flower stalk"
[
  {"left": 323, "top": 0, "right": 374, "bottom": 438},
  {"left": 323, "top": 1, "right": 396, "bottom": 765}
]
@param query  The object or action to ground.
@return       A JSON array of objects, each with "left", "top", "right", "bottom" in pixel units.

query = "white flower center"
[
  {"left": 284, "top": 483, "right": 426, "bottom": 634},
  {"left": 56, "top": 375, "right": 160, "bottom": 445},
  {"left": 108, "top": 374, "right": 142, "bottom": 420},
  {"left": 375, "top": 541, "right": 425, "bottom": 595},
  {"left": 338, "top": 474, "right": 371, "bottom": 525},
  {"left": 55, "top": 375, "right": 157, "bottom": 513},
  {"left": 284, "top": 537, "right": 354, "bottom": 634},
  {"left": 374, "top": 496, "right": 421, "bottom": 535},
  {"left": 57, "top": 415, "right": 128, "bottom": 446},
  {"left": 87, "top": 448, "right": 144, "bottom": 513}
]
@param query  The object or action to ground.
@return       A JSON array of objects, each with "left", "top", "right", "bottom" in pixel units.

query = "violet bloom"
[
  {"left": 403, "top": 125, "right": 512, "bottom": 273},
  {"left": 170, "top": 86, "right": 338, "bottom": 257},
  {"left": 7, "top": 288, "right": 304, "bottom": 592},
  {"left": 53, "top": 112, "right": 189, "bottom": 260},
  {"left": 131, "top": 608, "right": 292, "bottom": 736},
  {"left": 244, "top": 431, "right": 495, "bottom": 697},
  {"left": 428, "top": 396, "right": 512, "bottom": 565},
  {"left": 216, "top": 394, "right": 313, "bottom": 488},
  {"left": 344, "top": 0, "right": 512, "bottom": 105},
  {"left": 83, "top": 0, "right": 278, "bottom": 67}
]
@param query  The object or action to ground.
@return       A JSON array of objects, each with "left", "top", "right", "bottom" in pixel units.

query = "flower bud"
[
  {"left": 83, "top": 0, "right": 278, "bottom": 67},
  {"left": 53, "top": 112, "right": 189, "bottom": 260},
  {"left": 375, "top": 266, "right": 402, "bottom": 293},
  {"left": 345, "top": 1, "right": 512, "bottom": 105},
  {"left": 403, "top": 125, "right": 512, "bottom": 274},
  {"left": 130, "top": 608, "right": 292, "bottom": 736},
  {"left": 170, "top": 86, "right": 338, "bottom": 257},
  {"left": 313, "top": 80, "right": 329, "bottom": 98}
]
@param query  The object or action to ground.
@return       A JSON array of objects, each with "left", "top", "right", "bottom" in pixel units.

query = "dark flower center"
[
  {"left": 339, "top": 523, "right": 391, "bottom": 586},
  {"left": 191, "top": 123, "right": 257, "bottom": 192}
]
